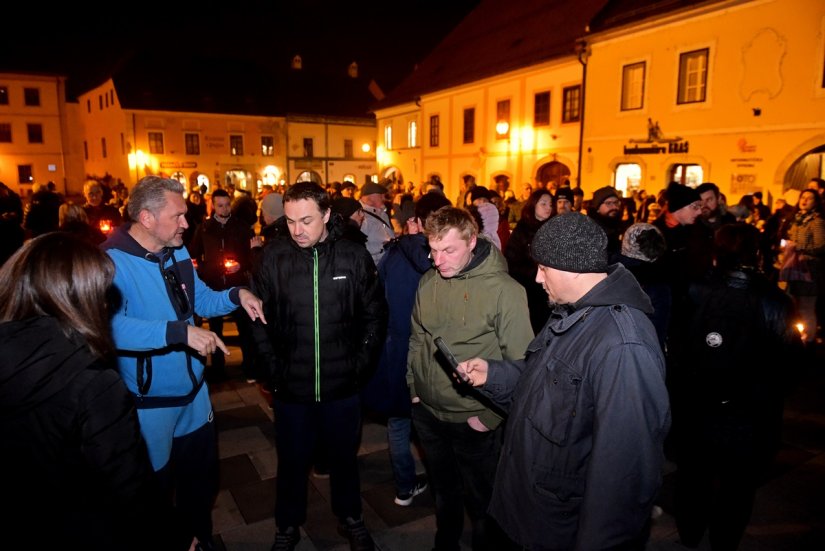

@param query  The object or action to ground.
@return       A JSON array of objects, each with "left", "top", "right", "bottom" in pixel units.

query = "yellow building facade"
[
  {"left": 0, "top": 72, "right": 84, "bottom": 198},
  {"left": 583, "top": 0, "right": 825, "bottom": 205},
  {"left": 375, "top": 0, "right": 825, "bottom": 207},
  {"left": 78, "top": 79, "right": 377, "bottom": 196},
  {"left": 376, "top": 56, "right": 586, "bottom": 202}
]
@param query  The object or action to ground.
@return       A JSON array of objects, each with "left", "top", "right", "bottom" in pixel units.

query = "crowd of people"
[{"left": 1, "top": 172, "right": 822, "bottom": 551}]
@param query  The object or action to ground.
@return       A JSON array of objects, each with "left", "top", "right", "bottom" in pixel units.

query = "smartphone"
[{"left": 433, "top": 336, "right": 470, "bottom": 383}]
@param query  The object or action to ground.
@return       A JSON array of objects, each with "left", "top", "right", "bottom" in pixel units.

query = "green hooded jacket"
[{"left": 407, "top": 238, "right": 534, "bottom": 429}]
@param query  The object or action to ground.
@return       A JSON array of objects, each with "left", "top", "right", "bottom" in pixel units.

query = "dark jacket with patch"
[{"left": 480, "top": 263, "right": 671, "bottom": 550}]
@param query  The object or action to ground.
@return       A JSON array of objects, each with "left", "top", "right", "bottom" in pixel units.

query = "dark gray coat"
[{"left": 481, "top": 263, "right": 671, "bottom": 550}]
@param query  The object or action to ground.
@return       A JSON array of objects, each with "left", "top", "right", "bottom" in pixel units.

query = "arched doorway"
[
  {"left": 537, "top": 161, "right": 571, "bottom": 191},
  {"left": 785, "top": 144, "right": 825, "bottom": 192}
]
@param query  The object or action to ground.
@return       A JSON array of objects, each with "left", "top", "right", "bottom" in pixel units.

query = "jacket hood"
[
  {"left": 573, "top": 263, "right": 653, "bottom": 314},
  {"left": 0, "top": 316, "right": 98, "bottom": 415},
  {"left": 397, "top": 233, "right": 432, "bottom": 272},
  {"left": 459, "top": 236, "right": 505, "bottom": 276}
]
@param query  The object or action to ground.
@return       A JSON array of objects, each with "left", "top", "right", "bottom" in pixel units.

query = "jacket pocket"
[{"left": 525, "top": 361, "right": 581, "bottom": 446}]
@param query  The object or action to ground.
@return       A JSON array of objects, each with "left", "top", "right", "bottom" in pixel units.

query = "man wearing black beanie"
[{"left": 456, "top": 213, "right": 671, "bottom": 550}]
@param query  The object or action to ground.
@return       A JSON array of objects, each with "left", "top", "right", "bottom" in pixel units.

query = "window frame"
[
  {"left": 303, "top": 137, "right": 314, "bottom": 158},
  {"left": 344, "top": 138, "right": 353, "bottom": 159},
  {"left": 0, "top": 86, "right": 8, "bottom": 105},
  {"left": 408, "top": 120, "right": 418, "bottom": 148},
  {"left": 185, "top": 133, "right": 200, "bottom": 155},
  {"left": 496, "top": 99, "right": 511, "bottom": 139},
  {"left": 534, "top": 91, "right": 550, "bottom": 126},
  {"left": 148, "top": 131, "right": 165, "bottom": 154},
  {"left": 621, "top": 61, "right": 646, "bottom": 111},
  {"left": 677, "top": 48, "right": 709, "bottom": 105},
  {"left": 261, "top": 135, "right": 274, "bottom": 157},
  {"left": 0, "top": 122, "right": 12, "bottom": 142},
  {"left": 384, "top": 124, "right": 393, "bottom": 150},
  {"left": 229, "top": 134, "right": 244, "bottom": 156},
  {"left": 562, "top": 85, "right": 582, "bottom": 123},
  {"left": 23, "top": 87, "right": 40, "bottom": 107},
  {"left": 429, "top": 115, "right": 440, "bottom": 147},
  {"left": 463, "top": 107, "right": 475, "bottom": 144}
]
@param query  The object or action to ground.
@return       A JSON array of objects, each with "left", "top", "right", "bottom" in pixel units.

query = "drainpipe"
[{"left": 576, "top": 40, "right": 589, "bottom": 188}]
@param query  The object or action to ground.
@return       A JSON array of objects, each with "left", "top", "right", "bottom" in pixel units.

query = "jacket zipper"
[{"left": 313, "top": 248, "right": 320, "bottom": 401}]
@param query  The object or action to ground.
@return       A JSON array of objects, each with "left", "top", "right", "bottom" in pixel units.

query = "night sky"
[{"left": 1, "top": 0, "right": 481, "bottom": 98}]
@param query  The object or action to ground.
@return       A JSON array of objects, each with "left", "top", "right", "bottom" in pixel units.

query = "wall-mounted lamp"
[
  {"left": 495, "top": 120, "right": 510, "bottom": 136},
  {"left": 361, "top": 143, "right": 371, "bottom": 153}
]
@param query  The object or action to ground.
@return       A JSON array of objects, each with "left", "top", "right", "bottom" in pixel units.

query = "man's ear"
[
  {"left": 137, "top": 209, "right": 154, "bottom": 228},
  {"left": 322, "top": 208, "right": 331, "bottom": 224}
]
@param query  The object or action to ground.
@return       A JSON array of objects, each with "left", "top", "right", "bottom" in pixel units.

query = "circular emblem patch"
[{"left": 705, "top": 332, "right": 723, "bottom": 347}]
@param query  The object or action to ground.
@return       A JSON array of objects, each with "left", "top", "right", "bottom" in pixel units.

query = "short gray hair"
[{"left": 127, "top": 176, "right": 184, "bottom": 220}]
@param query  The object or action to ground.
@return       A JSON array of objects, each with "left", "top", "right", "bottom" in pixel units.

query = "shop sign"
[
  {"left": 160, "top": 161, "right": 198, "bottom": 168},
  {"left": 625, "top": 118, "right": 688, "bottom": 155}
]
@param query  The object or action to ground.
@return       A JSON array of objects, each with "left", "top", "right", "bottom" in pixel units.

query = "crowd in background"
[{"left": 1, "top": 171, "right": 823, "bottom": 551}]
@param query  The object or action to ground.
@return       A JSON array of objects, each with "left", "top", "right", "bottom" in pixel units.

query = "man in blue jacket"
[
  {"left": 458, "top": 213, "right": 671, "bottom": 550},
  {"left": 103, "top": 175, "right": 265, "bottom": 550}
]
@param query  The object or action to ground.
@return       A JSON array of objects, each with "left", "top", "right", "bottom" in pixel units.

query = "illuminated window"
[
  {"left": 429, "top": 115, "right": 439, "bottom": 147},
  {"left": 463, "top": 107, "right": 475, "bottom": 144},
  {"left": 230, "top": 135, "right": 244, "bottom": 156},
  {"left": 614, "top": 163, "right": 641, "bottom": 197},
  {"left": 148, "top": 132, "right": 164, "bottom": 154},
  {"left": 670, "top": 164, "right": 703, "bottom": 187},
  {"left": 621, "top": 62, "right": 646, "bottom": 111},
  {"left": 496, "top": 100, "right": 510, "bottom": 139},
  {"left": 408, "top": 120, "right": 417, "bottom": 148},
  {"left": 0, "top": 86, "right": 8, "bottom": 105},
  {"left": 677, "top": 48, "right": 708, "bottom": 104},
  {"left": 534, "top": 91, "right": 550, "bottom": 126},
  {"left": 261, "top": 136, "right": 274, "bottom": 156},
  {"left": 185, "top": 133, "right": 200, "bottom": 155},
  {"left": 562, "top": 85, "right": 581, "bottom": 123},
  {"left": 384, "top": 124, "right": 393, "bottom": 150}
]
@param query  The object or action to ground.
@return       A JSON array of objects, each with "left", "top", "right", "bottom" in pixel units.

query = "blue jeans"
[{"left": 387, "top": 416, "right": 416, "bottom": 495}]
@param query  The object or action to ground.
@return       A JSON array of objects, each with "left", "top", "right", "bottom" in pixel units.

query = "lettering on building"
[{"left": 625, "top": 119, "right": 688, "bottom": 155}]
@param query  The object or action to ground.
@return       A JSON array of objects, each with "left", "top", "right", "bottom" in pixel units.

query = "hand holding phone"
[{"left": 433, "top": 336, "right": 470, "bottom": 383}]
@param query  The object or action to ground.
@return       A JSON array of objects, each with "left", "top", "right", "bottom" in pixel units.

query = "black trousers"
[
  {"left": 155, "top": 420, "right": 219, "bottom": 543},
  {"left": 273, "top": 394, "right": 363, "bottom": 528}
]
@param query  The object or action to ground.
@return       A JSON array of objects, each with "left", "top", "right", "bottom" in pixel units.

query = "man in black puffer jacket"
[{"left": 250, "top": 182, "right": 387, "bottom": 551}]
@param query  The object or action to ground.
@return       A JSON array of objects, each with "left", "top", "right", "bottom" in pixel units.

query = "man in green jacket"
[{"left": 407, "top": 206, "right": 533, "bottom": 551}]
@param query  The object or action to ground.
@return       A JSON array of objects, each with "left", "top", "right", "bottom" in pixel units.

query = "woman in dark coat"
[
  {"left": 503, "top": 188, "right": 554, "bottom": 333},
  {"left": 0, "top": 233, "right": 192, "bottom": 551}
]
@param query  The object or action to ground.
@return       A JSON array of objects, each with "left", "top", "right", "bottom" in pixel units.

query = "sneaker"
[
  {"left": 394, "top": 480, "right": 428, "bottom": 506},
  {"left": 271, "top": 526, "right": 300, "bottom": 551},
  {"left": 337, "top": 516, "right": 375, "bottom": 551}
]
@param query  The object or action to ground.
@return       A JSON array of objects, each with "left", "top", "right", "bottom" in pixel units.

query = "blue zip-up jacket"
[{"left": 102, "top": 224, "right": 242, "bottom": 468}]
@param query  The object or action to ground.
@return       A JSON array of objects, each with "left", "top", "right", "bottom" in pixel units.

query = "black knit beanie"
[
  {"left": 666, "top": 181, "right": 700, "bottom": 212},
  {"left": 531, "top": 213, "right": 608, "bottom": 273}
]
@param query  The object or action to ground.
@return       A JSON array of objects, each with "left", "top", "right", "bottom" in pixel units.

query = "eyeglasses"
[{"left": 163, "top": 268, "right": 191, "bottom": 315}]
